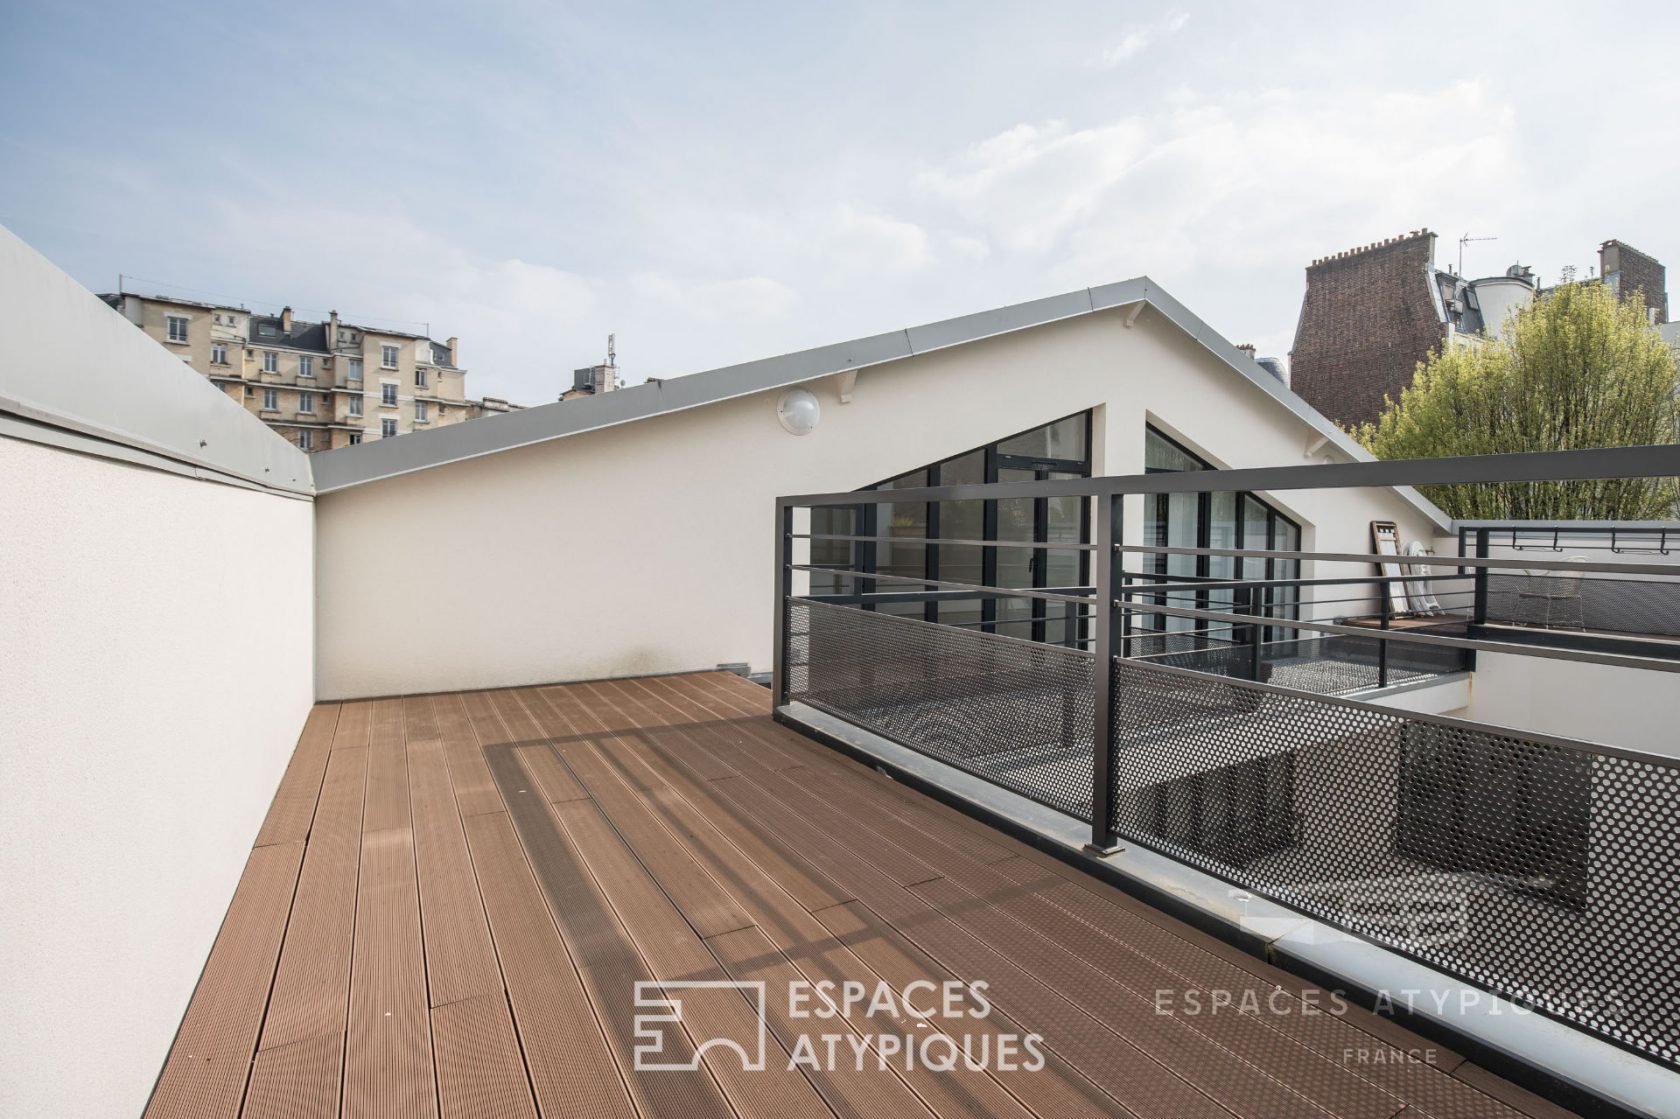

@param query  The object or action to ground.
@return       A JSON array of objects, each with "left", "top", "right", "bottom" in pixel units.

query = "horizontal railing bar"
[
  {"left": 794, "top": 596, "right": 1097, "bottom": 659},
  {"left": 1121, "top": 543, "right": 1680, "bottom": 576},
  {"left": 794, "top": 532, "right": 1098, "bottom": 551},
  {"left": 804, "top": 587, "right": 1095, "bottom": 607},
  {"left": 1123, "top": 599, "right": 1680, "bottom": 673},
  {"left": 1127, "top": 572, "right": 1472, "bottom": 594},
  {"left": 1114, "top": 654, "right": 1666, "bottom": 765},
  {"left": 789, "top": 565, "right": 1095, "bottom": 605},
  {"left": 778, "top": 444, "right": 1680, "bottom": 508}
]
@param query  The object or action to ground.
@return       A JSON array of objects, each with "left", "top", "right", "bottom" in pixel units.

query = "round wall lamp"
[{"left": 776, "top": 388, "right": 821, "bottom": 436}]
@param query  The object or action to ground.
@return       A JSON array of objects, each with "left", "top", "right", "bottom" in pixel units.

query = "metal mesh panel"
[
  {"left": 1487, "top": 572, "right": 1680, "bottom": 637},
  {"left": 788, "top": 599, "right": 1095, "bottom": 821},
  {"left": 1109, "top": 656, "right": 1680, "bottom": 1067},
  {"left": 1129, "top": 630, "right": 1468, "bottom": 696}
]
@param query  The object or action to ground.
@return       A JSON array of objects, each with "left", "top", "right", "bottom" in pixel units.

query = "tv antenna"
[{"left": 1458, "top": 233, "right": 1497, "bottom": 276}]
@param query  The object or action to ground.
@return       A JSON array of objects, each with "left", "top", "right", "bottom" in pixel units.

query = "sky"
[{"left": 3, "top": 1, "right": 1679, "bottom": 404}]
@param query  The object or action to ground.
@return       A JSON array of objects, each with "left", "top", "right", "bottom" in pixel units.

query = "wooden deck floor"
[{"left": 145, "top": 672, "right": 1576, "bottom": 1118}]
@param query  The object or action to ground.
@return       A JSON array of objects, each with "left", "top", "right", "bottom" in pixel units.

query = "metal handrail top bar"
[
  {"left": 1126, "top": 599, "right": 1680, "bottom": 674},
  {"left": 1129, "top": 572, "right": 1470, "bottom": 594},
  {"left": 787, "top": 564, "right": 1095, "bottom": 605},
  {"left": 794, "top": 532, "right": 1098, "bottom": 551},
  {"left": 1123, "top": 543, "right": 1680, "bottom": 576},
  {"left": 778, "top": 443, "right": 1680, "bottom": 508}
]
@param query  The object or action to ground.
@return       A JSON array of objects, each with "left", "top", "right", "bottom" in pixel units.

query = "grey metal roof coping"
[{"left": 309, "top": 274, "right": 1448, "bottom": 528}]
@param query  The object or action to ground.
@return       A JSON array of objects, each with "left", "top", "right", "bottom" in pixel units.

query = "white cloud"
[
  {"left": 832, "top": 207, "right": 929, "bottom": 271},
  {"left": 909, "top": 81, "right": 1518, "bottom": 282},
  {"left": 1094, "top": 11, "right": 1190, "bottom": 68}
]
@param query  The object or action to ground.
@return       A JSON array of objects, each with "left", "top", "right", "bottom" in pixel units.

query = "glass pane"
[
  {"left": 810, "top": 506, "right": 856, "bottom": 596},
  {"left": 996, "top": 414, "right": 1087, "bottom": 462},
  {"left": 875, "top": 471, "right": 927, "bottom": 584},
  {"left": 936, "top": 451, "right": 986, "bottom": 602},
  {"left": 994, "top": 467, "right": 1035, "bottom": 590},
  {"left": 1145, "top": 428, "right": 1207, "bottom": 473},
  {"left": 1207, "top": 491, "right": 1237, "bottom": 640}
]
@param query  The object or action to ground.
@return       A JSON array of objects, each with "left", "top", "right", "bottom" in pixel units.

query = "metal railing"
[{"left": 773, "top": 443, "right": 1680, "bottom": 1069}]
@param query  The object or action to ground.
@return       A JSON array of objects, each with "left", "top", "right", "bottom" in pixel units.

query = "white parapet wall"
[{"left": 0, "top": 227, "right": 317, "bottom": 1118}]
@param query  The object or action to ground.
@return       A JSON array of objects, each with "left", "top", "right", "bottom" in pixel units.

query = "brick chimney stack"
[
  {"left": 1599, "top": 240, "right": 1667, "bottom": 324},
  {"left": 447, "top": 336, "right": 459, "bottom": 368},
  {"left": 326, "top": 310, "right": 339, "bottom": 350},
  {"left": 280, "top": 305, "right": 293, "bottom": 332},
  {"left": 1236, "top": 343, "right": 1257, "bottom": 360},
  {"left": 1290, "top": 229, "right": 1445, "bottom": 430}
]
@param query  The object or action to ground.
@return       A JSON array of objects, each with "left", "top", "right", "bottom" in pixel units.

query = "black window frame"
[
  {"left": 828, "top": 411, "right": 1096, "bottom": 649},
  {"left": 1136, "top": 425, "right": 1301, "bottom": 649}
]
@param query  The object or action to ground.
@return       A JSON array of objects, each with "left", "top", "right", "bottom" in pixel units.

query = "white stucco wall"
[
  {"left": 1455, "top": 654, "right": 1680, "bottom": 757},
  {"left": 0, "top": 436, "right": 315, "bottom": 1118},
  {"left": 316, "top": 308, "right": 1441, "bottom": 699}
]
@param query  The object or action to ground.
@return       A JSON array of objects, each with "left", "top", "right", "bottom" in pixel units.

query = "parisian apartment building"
[
  {"left": 1289, "top": 230, "right": 1669, "bottom": 430},
  {"left": 98, "top": 290, "right": 523, "bottom": 452}
]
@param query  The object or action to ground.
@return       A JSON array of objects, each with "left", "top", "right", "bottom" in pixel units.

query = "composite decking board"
[
  {"left": 488, "top": 687, "right": 552, "bottom": 746},
  {"left": 481, "top": 742, "right": 737, "bottom": 1119},
  {"left": 361, "top": 697, "right": 412, "bottom": 836},
  {"left": 664, "top": 713, "right": 1394, "bottom": 1119},
  {"left": 330, "top": 700, "right": 374, "bottom": 752},
  {"left": 256, "top": 745, "right": 369, "bottom": 1052},
  {"left": 403, "top": 692, "right": 442, "bottom": 744},
  {"left": 982, "top": 861, "right": 1507, "bottom": 1117},
  {"left": 540, "top": 792, "right": 840, "bottom": 1119},
  {"left": 151, "top": 677, "right": 1577, "bottom": 1119},
  {"left": 673, "top": 672, "right": 1026, "bottom": 864},
  {"left": 430, "top": 993, "right": 539, "bottom": 1119},
  {"left": 432, "top": 692, "right": 506, "bottom": 818},
  {"left": 408, "top": 737, "right": 506, "bottom": 1008},
  {"left": 811, "top": 900, "right": 1137, "bottom": 1119},
  {"left": 549, "top": 687, "right": 852, "bottom": 915},
  {"left": 1451, "top": 1064, "right": 1584, "bottom": 1119},
  {"left": 621, "top": 714, "right": 1238, "bottom": 1119},
  {"left": 459, "top": 810, "right": 637, "bottom": 1119},
  {"left": 144, "top": 841, "right": 306, "bottom": 1119},
  {"left": 746, "top": 712, "right": 1503, "bottom": 1118},
  {"left": 520, "top": 686, "right": 758, "bottom": 939},
  {"left": 649, "top": 677, "right": 1529, "bottom": 1119},
  {"left": 241, "top": 1031, "right": 345, "bottom": 1119},
  {"left": 252, "top": 703, "right": 341, "bottom": 848},
  {"left": 510, "top": 743, "right": 590, "bottom": 805},
  {"left": 541, "top": 683, "right": 1104, "bottom": 1119},
  {"left": 603, "top": 678, "right": 1235, "bottom": 1119},
  {"left": 760, "top": 768, "right": 1402, "bottom": 1119},
  {"left": 343, "top": 826, "right": 436, "bottom": 1119}
]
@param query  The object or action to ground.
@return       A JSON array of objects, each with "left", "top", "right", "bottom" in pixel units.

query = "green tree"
[{"left": 1355, "top": 282, "right": 1680, "bottom": 519}]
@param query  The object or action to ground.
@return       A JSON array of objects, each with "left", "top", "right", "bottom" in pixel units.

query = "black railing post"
[
  {"left": 1088, "top": 492, "right": 1123, "bottom": 854},
  {"left": 1378, "top": 585, "right": 1391, "bottom": 689},
  {"left": 772, "top": 500, "right": 794, "bottom": 707},
  {"left": 1249, "top": 584, "right": 1263, "bottom": 678},
  {"left": 1472, "top": 528, "right": 1490, "bottom": 627}
]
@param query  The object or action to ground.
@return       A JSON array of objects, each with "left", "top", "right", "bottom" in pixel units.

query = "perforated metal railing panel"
[
  {"left": 1109, "top": 656, "right": 1680, "bottom": 1068},
  {"left": 787, "top": 599, "right": 1096, "bottom": 821},
  {"left": 1487, "top": 572, "right": 1680, "bottom": 637}
]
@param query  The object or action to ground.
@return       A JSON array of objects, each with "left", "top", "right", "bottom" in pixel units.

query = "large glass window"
[
  {"left": 1138, "top": 427, "right": 1300, "bottom": 651},
  {"left": 812, "top": 412, "right": 1094, "bottom": 647}
]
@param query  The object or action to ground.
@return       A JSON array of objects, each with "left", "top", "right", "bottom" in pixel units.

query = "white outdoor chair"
[{"left": 1517, "top": 556, "right": 1588, "bottom": 629}]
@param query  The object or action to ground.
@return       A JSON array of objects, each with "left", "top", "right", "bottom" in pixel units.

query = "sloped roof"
[{"left": 309, "top": 275, "right": 1448, "bottom": 525}]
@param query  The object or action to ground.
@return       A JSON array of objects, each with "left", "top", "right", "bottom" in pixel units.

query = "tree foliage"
[{"left": 1355, "top": 281, "right": 1680, "bottom": 519}]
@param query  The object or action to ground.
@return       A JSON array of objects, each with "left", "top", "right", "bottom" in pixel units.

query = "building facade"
[
  {"left": 99, "top": 291, "right": 518, "bottom": 451},
  {"left": 1289, "top": 230, "right": 1668, "bottom": 431}
]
